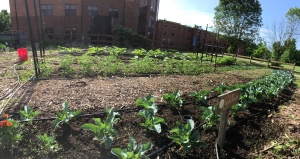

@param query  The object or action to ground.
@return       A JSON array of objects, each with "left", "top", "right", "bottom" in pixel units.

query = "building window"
[
  {"left": 188, "top": 29, "right": 190, "bottom": 32},
  {"left": 88, "top": 6, "right": 98, "bottom": 16},
  {"left": 163, "top": 32, "right": 166, "bottom": 35},
  {"left": 170, "top": 42, "right": 173, "bottom": 45},
  {"left": 203, "top": 39, "right": 205, "bottom": 42},
  {"left": 209, "top": 40, "right": 211, "bottom": 43},
  {"left": 182, "top": 36, "right": 184, "bottom": 39},
  {"left": 172, "top": 24, "right": 175, "bottom": 28},
  {"left": 109, "top": 9, "right": 119, "bottom": 18},
  {"left": 41, "top": 4, "right": 52, "bottom": 16},
  {"left": 171, "top": 33, "right": 174, "bottom": 36},
  {"left": 65, "top": 4, "right": 76, "bottom": 16},
  {"left": 164, "top": 23, "right": 167, "bottom": 27},
  {"left": 187, "top": 37, "right": 190, "bottom": 40}
]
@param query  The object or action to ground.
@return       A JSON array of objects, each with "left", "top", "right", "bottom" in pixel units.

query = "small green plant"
[
  {"left": 200, "top": 106, "right": 220, "bottom": 130},
  {"left": 77, "top": 55, "right": 96, "bottom": 76},
  {"left": 169, "top": 119, "right": 207, "bottom": 154},
  {"left": 132, "top": 48, "right": 147, "bottom": 56},
  {"left": 137, "top": 109, "right": 166, "bottom": 134},
  {"left": 136, "top": 95, "right": 158, "bottom": 114},
  {"left": 81, "top": 107, "right": 119, "bottom": 149},
  {"left": 230, "top": 103, "right": 247, "bottom": 117},
  {"left": 39, "top": 62, "right": 53, "bottom": 78},
  {"left": 52, "top": 102, "right": 83, "bottom": 129},
  {"left": 163, "top": 90, "right": 183, "bottom": 107},
  {"left": 111, "top": 136, "right": 152, "bottom": 159},
  {"left": 189, "top": 90, "right": 211, "bottom": 105},
  {"left": 59, "top": 55, "right": 74, "bottom": 77},
  {"left": 19, "top": 105, "right": 40, "bottom": 123},
  {"left": 37, "top": 132, "right": 61, "bottom": 153},
  {"left": 0, "top": 117, "right": 23, "bottom": 148},
  {"left": 212, "top": 83, "right": 229, "bottom": 94}
]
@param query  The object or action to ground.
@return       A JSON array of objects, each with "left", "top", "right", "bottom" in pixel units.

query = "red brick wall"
[{"left": 9, "top": 0, "right": 156, "bottom": 43}]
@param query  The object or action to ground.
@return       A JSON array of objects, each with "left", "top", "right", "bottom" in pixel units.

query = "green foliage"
[
  {"left": 0, "top": 10, "right": 11, "bottom": 32},
  {"left": 252, "top": 42, "right": 271, "bottom": 59},
  {"left": 127, "top": 56, "right": 156, "bottom": 74},
  {"left": 40, "top": 62, "right": 53, "bottom": 78},
  {"left": 97, "top": 55, "right": 123, "bottom": 76},
  {"left": 169, "top": 119, "right": 207, "bottom": 154},
  {"left": 216, "top": 56, "right": 236, "bottom": 65},
  {"left": 81, "top": 107, "right": 119, "bottom": 149},
  {"left": 214, "top": 0, "right": 263, "bottom": 49},
  {"left": 19, "top": 105, "right": 40, "bottom": 123},
  {"left": 59, "top": 55, "right": 75, "bottom": 77},
  {"left": 163, "top": 90, "right": 183, "bottom": 108},
  {"left": 58, "top": 46, "right": 81, "bottom": 53},
  {"left": 36, "top": 132, "right": 61, "bottom": 153},
  {"left": 136, "top": 95, "right": 158, "bottom": 114},
  {"left": 200, "top": 106, "right": 220, "bottom": 130},
  {"left": 132, "top": 48, "right": 147, "bottom": 56},
  {"left": 86, "top": 46, "right": 105, "bottom": 55},
  {"left": 52, "top": 102, "right": 83, "bottom": 129},
  {"left": 212, "top": 83, "right": 230, "bottom": 94},
  {"left": 0, "top": 119, "right": 23, "bottom": 148},
  {"left": 271, "top": 139, "right": 300, "bottom": 155},
  {"left": 77, "top": 55, "right": 96, "bottom": 76},
  {"left": 111, "top": 136, "right": 152, "bottom": 159},
  {"left": 230, "top": 103, "right": 247, "bottom": 117},
  {"left": 137, "top": 109, "right": 166, "bottom": 134},
  {"left": 189, "top": 90, "right": 210, "bottom": 105}
]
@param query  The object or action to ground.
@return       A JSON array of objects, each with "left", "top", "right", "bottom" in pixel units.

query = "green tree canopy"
[
  {"left": 0, "top": 10, "right": 11, "bottom": 32},
  {"left": 286, "top": 7, "right": 300, "bottom": 40},
  {"left": 214, "top": 0, "right": 263, "bottom": 53}
]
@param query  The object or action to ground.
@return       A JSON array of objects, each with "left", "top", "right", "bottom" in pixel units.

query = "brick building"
[
  {"left": 9, "top": 0, "right": 159, "bottom": 43},
  {"left": 154, "top": 20, "right": 245, "bottom": 54}
]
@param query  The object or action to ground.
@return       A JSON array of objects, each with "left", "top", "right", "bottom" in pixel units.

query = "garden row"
[{"left": 0, "top": 70, "right": 294, "bottom": 158}]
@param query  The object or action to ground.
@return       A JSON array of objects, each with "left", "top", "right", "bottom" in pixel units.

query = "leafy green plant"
[
  {"left": 189, "top": 90, "right": 211, "bottom": 105},
  {"left": 136, "top": 95, "right": 158, "bottom": 114},
  {"left": 212, "top": 83, "right": 229, "bottom": 94},
  {"left": 216, "top": 56, "right": 236, "bottom": 65},
  {"left": 200, "top": 106, "right": 220, "bottom": 130},
  {"left": 37, "top": 132, "right": 61, "bottom": 153},
  {"left": 52, "top": 102, "right": 83, "bottom": 129},
  {"left": 169, "top": 119, "right": 207, "bottom": 154},
  {"left": 137, "top": 109, "right": 166, "bottom": 134},
  {"left": 77, "top": 55, "right": 96, "bottom": 76},
  {"left": 111, "top": 136, "right": 152, "bottom": 159},
  {"left": 132, "top": 48, "right": 147, "bottom": 56},
  {"left": 163, "top": 90, "right": 183, "bottom": 107},
  {"left": 97, "top": 55, "right": 123, "bottom": 76},
  {"left": 59, "top": 55, "right": 75, "bottom": 77},
  {"left": 19, "top": 105, "right": 40, "bottom": 123},
  {"left": 81, "top": 107, "right": 119, "bottom": 149},
  {"left": 39, "top": 62, "right": 53, "bottom": 78},
  {"left": 0, "top": 118, "right": 23, "bottom": 148},
  {"left": 230, "top": 103, "right": 247, "bottom": 117}
]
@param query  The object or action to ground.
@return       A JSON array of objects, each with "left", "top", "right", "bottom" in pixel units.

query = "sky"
[{"left": 158, "top": 0, "right": 300, "bottom": 48}]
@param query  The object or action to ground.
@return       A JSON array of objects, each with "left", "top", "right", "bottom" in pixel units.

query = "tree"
[
  {"left": 214, "top": 0, "right": 263, "bottom": 54},
  {"left": 252, "top": 41, "right": 271, "bottom": 59},
  {"left": 286, "top": 7, "right": 300, "bottom": 40},
  {"left": 0, "top": 10, "right": 11, "bottom": 32}
]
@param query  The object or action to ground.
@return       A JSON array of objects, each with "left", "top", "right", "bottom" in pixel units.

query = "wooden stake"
[{"left": 217, "top": 108, "right": 229, "bottom": 149}]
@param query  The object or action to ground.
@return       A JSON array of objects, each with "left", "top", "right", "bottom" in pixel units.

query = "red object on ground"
[{"left": 17, "top": 48, "right": 28, "bottom": 61}]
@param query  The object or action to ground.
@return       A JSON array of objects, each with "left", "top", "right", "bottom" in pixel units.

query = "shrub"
[{"left": 216, "top": 56, "right": 236, "bottom": 65}]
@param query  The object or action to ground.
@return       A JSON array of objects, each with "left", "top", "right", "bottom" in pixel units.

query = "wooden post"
[
  {"left": 250, "top": 56, "right": 252, "bottom": 64},
  {"left": 267, "top": 59, "right": 270, "bottom": 68},
  {"left": 292, "top": 63, "right": 296, "bottom": 74},
  {"left": 217, "top": 108, "right": 229, "bottom": 148}
]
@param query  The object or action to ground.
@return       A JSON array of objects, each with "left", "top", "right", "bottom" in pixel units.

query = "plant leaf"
[
  {"left": 111, "top": 148, "right": 127, "bottom": 159},
  {"left": 128, "top": 136, "right": 137, "bottom": 152},
  {"left": 52, "top": 118, "right": 62, "bottom": 129}
]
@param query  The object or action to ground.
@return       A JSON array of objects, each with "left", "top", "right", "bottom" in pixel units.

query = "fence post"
[
  {"left": 292, "top": 63, "right": 296, "bottom": 74},
  {"left": 250, "top": 56, "right": 252, "bottom": 64}
]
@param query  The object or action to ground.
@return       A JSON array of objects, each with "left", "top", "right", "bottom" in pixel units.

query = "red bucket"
[{"left": 17, "top": 48, "right": 28, "bottom": 61}]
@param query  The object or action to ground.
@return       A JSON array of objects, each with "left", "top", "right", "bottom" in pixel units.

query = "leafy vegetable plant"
[
  {"left": 212, "top": 83, "right": 229, "bottom": 94},
  {"left": 189, "top": 90, "right": 210, "bottom": 105},
  {"left": 111, "top": 136, "right": 152, "bottom": 159},
  {"left": 137, "top": 109, "right": 166, "bottom": 134},
  {"left": 37, "top": 132, "right": 61, "bottom": 153},
  {"left": 169, "top": 119, "right": 207, "bottom": 154},
  {"left": 81, "top": 107, "right": 119, "bottom": 149},
  {"left": 52, "top": 102, "right": 83, "bottom": 129},
  {"left": 136, "top": 95, "right": 158, "bottom": 114},
  {"left": 19, "top": 105, "right": 40, "bottom": 123},
  {"left": 200, "top": 106, "right": 221, "bottom": 130},
  {"left": 163, "top": 90, "right": 183, "bottom": 107},
  {"left": 0, "top": 118, "right": 23, "bottom": 148}
]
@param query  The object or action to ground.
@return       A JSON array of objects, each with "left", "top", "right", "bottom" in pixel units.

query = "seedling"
[
  {"left": 189, "top": 90, "right": 210, "bottom": 105},
  {"left": 37, "top": 132, "right": 61, "bottom": 153},
  {"left": 111, "top": 136, "right": 152, "bottom": 159},
  {"left": 52, "top": 102, "right": 83, "bottom": 129},
  {"left": 81, "top": 107, "right": 119, "bottom": 149},
  {"left": 163, "top": 90, "right": 183, "bottom": 107},
  {"left": 200, "top": 106, "right": 221, "bottom": 130},
  {"left": 19, "top": 105, "right": 40, "bottom": 123},
  {"left": 169, "top": 119, "right": 207, "bottom": 154}
]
